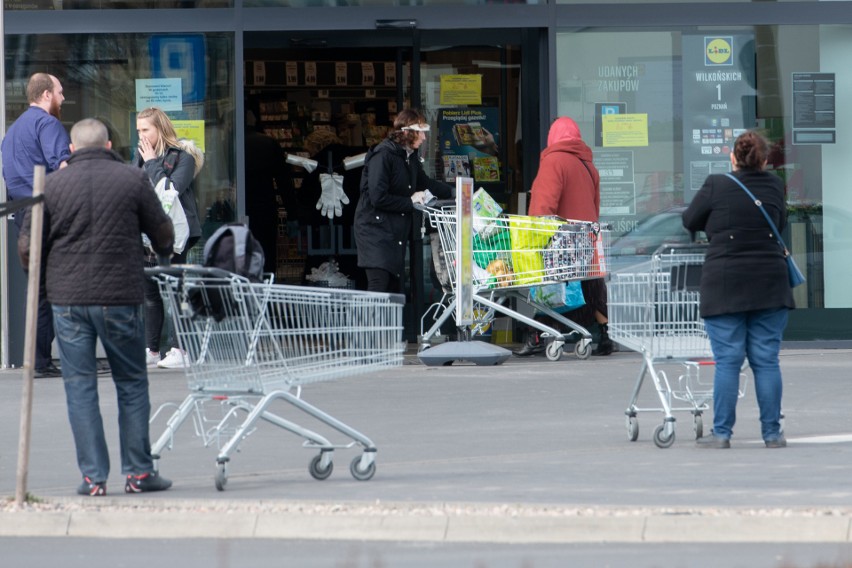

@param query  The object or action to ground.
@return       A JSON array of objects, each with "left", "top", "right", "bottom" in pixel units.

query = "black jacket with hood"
[{"left": 354, "top": 138, "right": 451, "bottom": 277}]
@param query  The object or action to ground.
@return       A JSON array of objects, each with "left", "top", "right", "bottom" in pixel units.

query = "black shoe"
[
  {"left": 125, "top": 472, "right": 172, "bottom": 494},
  {"left": 77, "top": 476, "right": 107, "bottom": 496},
  {"left": 96, "top": 360, "right": 111, "bottom": 375},
  {"left": 696, "top": 433, "right": 731, "bottom": 448},
  {"left": 592, "top": 323, "right": 614, "bottom": 356},
  {"left": 514, "top": 338, "right": 546, "bottom": 357},
  {"left": 34, "top": 363, "right": 62, "bottom": 378},
  {"left": 592, "top": 338, "right": 614, "bottom": 356}
]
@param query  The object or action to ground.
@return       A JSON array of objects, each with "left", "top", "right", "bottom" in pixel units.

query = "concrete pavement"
[{"left": 2, "top": 347, "right": 852, "bottom": 543}]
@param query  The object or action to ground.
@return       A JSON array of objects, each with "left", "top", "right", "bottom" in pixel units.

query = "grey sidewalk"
[{"left": 2, "top": 348, "right": 852, "bottom": 542}]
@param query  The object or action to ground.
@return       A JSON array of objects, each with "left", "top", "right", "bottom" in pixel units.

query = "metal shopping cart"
[
  {"left": 419, "top": 201, "right": 610, "bottom": 362},
  {"left": 607, "top": 245, "right": 746, "bottom": 448},
  {"left": 146, "top": 266, "right": 405, "bottom": 489}
]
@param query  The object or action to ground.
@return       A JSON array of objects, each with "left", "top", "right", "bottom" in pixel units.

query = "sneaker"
[
  {"left": 34, "top": 362, "right": 62, "bottom": 379},
  {"left": 77, "top": 476, "right": 107, "bottom": 496},
  {"left": 145, "top": 349, "right": 160, "bottom": 367},
  {"left": 157, "top": 348, "right": 187, "bottom": 369},
  {"left": 125, "top": 472, "right": 173, "bottom": 494},
  {"left": 765, "top": 435, "right": 787, "bottom": 448},
  {"left": 696, "top": 433, "right": 731, "bottom": 448},
  {"left": 96, "top": 360, "right": 111, "bottom": 375}
]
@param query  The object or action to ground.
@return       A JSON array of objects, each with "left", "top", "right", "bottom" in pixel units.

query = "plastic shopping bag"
[
  {"left": 529, "top": 281, "right": 586, "bottom": 314},
  {"left": 509, "top": 215, "right": 562, "bottom": 285}
]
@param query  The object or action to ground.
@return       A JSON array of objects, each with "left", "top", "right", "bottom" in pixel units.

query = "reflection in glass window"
[
  {"left": 4, "top": 33, "right": 237, "bottom": 256},
  {"left": 556, "top": 25, "right": 852, "bottom": 309},
  {"left": 4, "top": 0, "right": 230, "bottom": 9}
]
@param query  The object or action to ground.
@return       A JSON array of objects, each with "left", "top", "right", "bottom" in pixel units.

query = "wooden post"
[{"left": 16, "top": 165, "right": 46, "bottom": 507}]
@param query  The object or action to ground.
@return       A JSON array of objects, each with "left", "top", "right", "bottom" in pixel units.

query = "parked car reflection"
[{"left": 607, "top": 207, "right": 703, "bottom": 270}]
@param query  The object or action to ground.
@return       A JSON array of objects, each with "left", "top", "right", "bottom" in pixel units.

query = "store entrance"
[{"left": 244, "top": 29, "right": 535, "bottom": 341}]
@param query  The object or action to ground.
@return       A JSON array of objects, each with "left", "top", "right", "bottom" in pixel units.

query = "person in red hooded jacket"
[{"left": 515, "top": 117, "right": 614, "bottom": 357}]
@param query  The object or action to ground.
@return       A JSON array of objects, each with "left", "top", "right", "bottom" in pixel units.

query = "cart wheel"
[
  {"left": 574, "top": 341, "right": 592, "bottom": 360},
  {"left": 309, "top": 453, "right": 334, "bottom": 480},
  {"left": 545, "top": 342, "right": 563, "bottom": 362},
  {"left": 653, "top": 424, "right": 676, "bottom": 449},
  {"left": 626, "top": 416, "right": 639, "bottom": 442},
  {"left": 693, "top": 414, "right": 704, "bottom": 440},
  {"left": 350, "top": 455, "right": 376, "bottom": 481},
  {"left": 215, "top": 463, "right": 228, "bottom": 491}
]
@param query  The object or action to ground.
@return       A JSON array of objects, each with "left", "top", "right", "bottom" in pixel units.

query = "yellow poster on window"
[
  {"left": 172, "top": 120, "right": 206, "bottom": 152},
  {"left": 440, "top": 75, "right": 482, "bottom": 106},
  {"left": 602, "top": 114, "right": 648, "bottom": 147}
]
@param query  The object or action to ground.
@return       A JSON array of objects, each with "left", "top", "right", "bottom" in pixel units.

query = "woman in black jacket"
[
  {"left": 136, "top": 107, "right": 205, "bottom": 369},
  {"left": 682, "top": 130, "right": 794, "bottom": 449},
  {"left": 354, "top": 109, "right": 452, "bottom": 293}
]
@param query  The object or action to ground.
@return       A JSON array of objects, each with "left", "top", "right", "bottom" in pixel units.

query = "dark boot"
[
  {"left": 592, "top": 323, "right": 614, "bottom": 356},
  {"left": 514, "top": 332, "right": 546, "bottom": 357}
]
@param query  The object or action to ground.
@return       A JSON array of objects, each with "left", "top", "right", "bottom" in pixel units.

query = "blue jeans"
[
  {"left": 52, "top": 304, "right": 154, "bottom": 482},
  {"left": 703, "top": 308, "right": 789, "bottom": 442}
]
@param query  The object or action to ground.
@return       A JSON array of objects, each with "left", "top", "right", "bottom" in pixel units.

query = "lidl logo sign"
[{"left": 704, "top": 37, "right": 733, "bottom": 66}]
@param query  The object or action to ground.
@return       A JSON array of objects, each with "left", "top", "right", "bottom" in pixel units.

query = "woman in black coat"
[
  {"left": 354, "top": 108, "right": 452, "bottom": 293},
  {"left": 682, "top": 130, "right": 794, "bottom": 449}
]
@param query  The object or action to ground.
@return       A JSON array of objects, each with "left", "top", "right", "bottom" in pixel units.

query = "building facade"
[{"left": 2, "top": 1, "right": 851, "bottom": 364}]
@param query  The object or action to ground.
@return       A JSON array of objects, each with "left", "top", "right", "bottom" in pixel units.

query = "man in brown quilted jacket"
[{"left": 18, "top": 118, "right": 175, "bottom": 496}]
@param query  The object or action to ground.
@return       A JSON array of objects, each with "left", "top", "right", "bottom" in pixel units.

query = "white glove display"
[{"left": 316, "top": 173, "right": 349, "bottom": 219}]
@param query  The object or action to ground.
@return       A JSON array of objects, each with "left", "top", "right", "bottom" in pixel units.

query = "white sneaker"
[
  {"left": 145, "top": 348, "right": 160, "bottom": 367},
  {"left": 157, "top": 348, "right": 188, "bottom": 369}
]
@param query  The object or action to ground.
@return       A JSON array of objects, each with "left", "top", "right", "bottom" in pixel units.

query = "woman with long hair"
[{"left": 136, "top": 107, "right": 204, "bottom": 368}]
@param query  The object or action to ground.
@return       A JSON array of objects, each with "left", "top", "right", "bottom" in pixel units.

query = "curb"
[{"left": 2, "top": 500, "right": 851, "bottom": 543}]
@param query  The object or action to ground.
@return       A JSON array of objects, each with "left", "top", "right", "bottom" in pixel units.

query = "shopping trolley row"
[{"left": 146, "top": 266, "right": 405, "bottom": 490}]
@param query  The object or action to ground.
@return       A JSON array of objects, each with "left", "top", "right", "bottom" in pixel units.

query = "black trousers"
[
  {"left": 144, "top": 237, "right": 199, "bottom": 352},
  {"left": 364, "top": 268, "right": 404, "bottom": 294}
]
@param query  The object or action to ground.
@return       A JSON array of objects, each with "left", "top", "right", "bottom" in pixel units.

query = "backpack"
[
  {"left": 202, "top": 223, "right": 265, "bottom": 282},
  {"left": 189, "top": 223, "right": 265, "bottom": 321}
]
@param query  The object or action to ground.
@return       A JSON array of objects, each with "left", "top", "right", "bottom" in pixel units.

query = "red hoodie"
[{"left": 528, "top": 119, "right": 600, "bottom": 222}]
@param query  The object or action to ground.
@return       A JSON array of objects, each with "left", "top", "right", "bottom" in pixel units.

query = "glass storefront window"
[
  {"left": 244, "top": 0, "right": 539, "bottom": 6},
  {"left": 555, "top": 25, "right": 852, "bottom": 310},
  {"left": 4, "top": 0, "right": 231, "bottom": 9},
  {"left": 4, "top": 32, "right": 237, "bottom": 256}
]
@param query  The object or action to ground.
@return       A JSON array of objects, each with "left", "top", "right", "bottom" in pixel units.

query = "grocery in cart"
[
  {"left": 146, "top": 266, "right": 405, "bottom": 489},
  {"left": 607, "top": 245, "right": 746, "bottom": 448},
  {"left": 419, "top": 198, "right": 610, "bottom": 362}
]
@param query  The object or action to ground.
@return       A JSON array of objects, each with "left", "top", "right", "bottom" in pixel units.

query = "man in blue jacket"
[
  {"left": 2, "top": 73, "right": 71, "bottom": 378},
  {"left": 18, "top": 118, "right": 175, "bottom": 496}
]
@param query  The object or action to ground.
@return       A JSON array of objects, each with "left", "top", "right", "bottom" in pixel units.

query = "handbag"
[{"left": 723, "top": 173, "right": 805, "bottom": 288}]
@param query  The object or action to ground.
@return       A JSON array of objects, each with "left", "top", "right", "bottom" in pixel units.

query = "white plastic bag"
[{"left": 143, "top": 176, "right": 190, "bottom": 254}]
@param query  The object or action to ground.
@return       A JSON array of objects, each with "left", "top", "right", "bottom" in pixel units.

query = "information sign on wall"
[{"left": 682, "top": 34, "right": 756, "bottom": 193}]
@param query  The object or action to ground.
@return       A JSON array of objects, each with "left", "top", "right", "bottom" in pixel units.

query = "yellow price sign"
[
  {"left": 440, "top": 75, "right": 482, "bottom": 106},
  {"left": 602, "top": 114, "right": 649, "bottom": 147}
]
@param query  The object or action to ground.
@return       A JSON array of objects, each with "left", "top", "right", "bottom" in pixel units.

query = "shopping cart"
[
  {"left": 419, "top": 201, "right": 610, "bottom": 361},
  {"left": 146, "top": 266, "right": 405, "bottom": 489},
  {"left": 607, "top": 245, "right": 746, "bottom": 448}
]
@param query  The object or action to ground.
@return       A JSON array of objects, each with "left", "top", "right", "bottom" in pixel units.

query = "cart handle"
[{"left": 144, "top": 264, "right": 245, "bottom": 280}]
